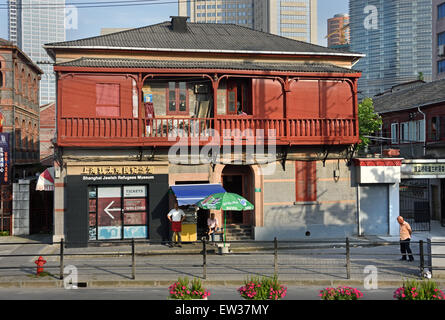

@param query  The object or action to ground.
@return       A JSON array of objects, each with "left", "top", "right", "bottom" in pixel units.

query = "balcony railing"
[{"left": 58, "top": 117, "right": 358, "bottom": 146}]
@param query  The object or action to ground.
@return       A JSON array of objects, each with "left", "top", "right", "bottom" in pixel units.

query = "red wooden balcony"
[{"left": 58, "top": 117, "right": 359, "bottom": 147}]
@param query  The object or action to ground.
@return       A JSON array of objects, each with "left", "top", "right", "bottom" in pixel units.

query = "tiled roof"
[
  {"left": 373, "top": 79, "right": 445, "bottom": 113},
  {"left": 55, "top": 57, "right": 360, "bottom": 74},
  {"left": 45, "top": 21, "right": 363, "bottom": 58}
]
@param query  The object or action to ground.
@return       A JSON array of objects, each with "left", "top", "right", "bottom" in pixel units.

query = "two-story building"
[
  {"left": 0, "top": 38, "right": 43, "bottom": 234},
  {"left": 43, "top": 17, "right": 403, "bottom": 247},
  {"left": 374, "top": 78, "right": 445, "bottom": 231}
]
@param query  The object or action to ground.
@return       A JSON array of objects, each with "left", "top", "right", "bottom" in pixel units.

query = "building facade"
[
  {"left": 350, "top": 0, "right": 433, "bottom": 98},
  {"left": 8, "top": 0, "right": 66, "bottom": 105},
  {"left": 0, "top": 38, "right": 43, "bottom": 234},
  {"left": 373, "top": 79, "right": 445, "bottom": 230},
  {"left": 434, "top": 0, "right": 445, "bottom": 80},
  {"left": 178, "top": 0, "right": 318, "bottom": 44},
  {"left": 327, "top": 13, "right": 350, "bottom": 48},
  {"left": 44, "top": 17, "right": 403, "bottom": 247}
]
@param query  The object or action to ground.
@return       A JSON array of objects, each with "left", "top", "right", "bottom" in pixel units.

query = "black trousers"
[{"left": 400, "top": 239, "right": 414, "bottom": 261}]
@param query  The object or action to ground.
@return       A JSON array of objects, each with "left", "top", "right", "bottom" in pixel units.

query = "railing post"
[
  {"left": 131, "top": 239, "right": 136, "bottom": 280},
  {"left": 59, "top": 238, "right": 64, "bottom": 280},
  {"left": 202, "top": 238, "right": 207, "bottom": 280},
  {"left": 346, "top": 237, "right": 351, "bottom": 280},
  {"left": 274, "top": 237, "right": 278, "bottom": 275},
  {"left": 419, "top": 240, "right": 424, "bottom": 276}
]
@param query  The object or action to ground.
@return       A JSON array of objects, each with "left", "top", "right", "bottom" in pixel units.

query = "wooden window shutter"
[{"left": 295, "top": 161, "right": 317, "bottom": 202}]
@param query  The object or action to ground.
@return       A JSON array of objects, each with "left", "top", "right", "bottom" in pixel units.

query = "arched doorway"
[{"left": 221, "top": 165, "right": 254, "bottom": 225}]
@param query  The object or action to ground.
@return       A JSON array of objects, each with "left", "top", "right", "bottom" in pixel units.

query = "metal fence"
[{"left": 0, "top": 238, "right": 442, "bottom": 283}]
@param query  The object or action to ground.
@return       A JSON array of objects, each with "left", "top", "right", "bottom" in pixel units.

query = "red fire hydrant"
[{"left": 34, "top": 256, "right": 47, "bottom": 276}]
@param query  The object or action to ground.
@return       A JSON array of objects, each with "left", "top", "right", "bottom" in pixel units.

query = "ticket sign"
[{"left": 0, "top": 133, "right": 10, "bottom": 185}]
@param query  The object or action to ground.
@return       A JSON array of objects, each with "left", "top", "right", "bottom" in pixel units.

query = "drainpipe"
[{"left": 417, "top": 107, "right": 426, "bottom": 157}]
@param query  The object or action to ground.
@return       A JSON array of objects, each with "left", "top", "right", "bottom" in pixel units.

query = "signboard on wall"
[
  {"left": 0, "top": 133, "right": 10, "bottom": 185},
  {"left": 402, "top": 161, "right": 445, "bottom": 179}
]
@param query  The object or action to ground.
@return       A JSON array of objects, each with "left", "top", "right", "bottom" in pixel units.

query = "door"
[
  {"left": 222, "top": 175, "right": 244, "bottom": 224},
  {"left": 359, "top": 185, "right": 389, "bottom": 236}
]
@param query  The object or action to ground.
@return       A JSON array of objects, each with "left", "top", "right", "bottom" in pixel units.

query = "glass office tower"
[
  {"left": 178, "top": 0, "right": 318, "bottom": 44},
  {"left": 350, "top": 0, "right": 432, "bottom": 98},
  {"left": 8, "top": 0, "right": 66, "bottom": 105}
]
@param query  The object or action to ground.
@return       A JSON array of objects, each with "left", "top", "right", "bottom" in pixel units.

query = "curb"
[{"left": 0, "top": 279, "right": 442, "bottom": 289}]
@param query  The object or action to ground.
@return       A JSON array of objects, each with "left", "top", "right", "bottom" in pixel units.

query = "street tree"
[{"left": 358, "top": 97, "right": 382, "bottom": 150}]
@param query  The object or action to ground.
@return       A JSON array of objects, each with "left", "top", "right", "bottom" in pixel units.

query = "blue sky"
[{"left": 0, "top": 0, "right": 348, "bottom": 46}]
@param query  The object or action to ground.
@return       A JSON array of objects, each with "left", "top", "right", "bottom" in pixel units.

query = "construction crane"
[{"left": 325, "top": 24, "right": 350, "bottom": 45}]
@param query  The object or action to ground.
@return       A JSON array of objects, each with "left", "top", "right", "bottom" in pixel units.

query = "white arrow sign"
[{"left": 104, "top": 201, "right": 120, "bottom": 219}]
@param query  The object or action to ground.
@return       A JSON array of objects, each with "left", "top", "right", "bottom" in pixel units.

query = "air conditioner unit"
[{"left": 439, "top": 45, "right": 445, "bottom": 57}]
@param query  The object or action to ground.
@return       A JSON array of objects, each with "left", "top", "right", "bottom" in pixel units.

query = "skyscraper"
[
  {"left": 350, "top": 0, "right": 432, "bottom": 98},
  {"left": 178, "top": 0, "right": 317, "bottom": 44},
  {"left": 433, "top": 0, "right": 445, "bottom": 80},
  {"left": 8, "top": 0, "right": 66, "bottom": 105},
  {"left": 327, "top": 13, "right": 350, "bottom": 48}
]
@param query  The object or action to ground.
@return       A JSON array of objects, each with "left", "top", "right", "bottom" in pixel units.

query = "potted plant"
[
  {"left": 238, "top": 274, "right": 287, "bottom": 300},
  {"left": 394, "top": 279, "right": 445, "bottom": 300},
  {"left": 319, "top": 286, "right": 364, "bottom": 300},
  {"left": 168, "top": 277, "right": 211, "bottom": 300}
]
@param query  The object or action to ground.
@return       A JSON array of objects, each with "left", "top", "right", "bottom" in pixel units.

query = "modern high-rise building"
[
  {"left": 8, "top": 0, "right": 66, "bottom": 105},
  {"left": 178, "top": 0, "right": 317, "bottom": 44},
  {"left": 350, "top": 0, "right": 432, "bottom": 98},
  {"left": 327, "top": 13, "right": 350, "bottom": 48},
  {"left": 433, "top": 0, "right": 445, "bottom": 80}
]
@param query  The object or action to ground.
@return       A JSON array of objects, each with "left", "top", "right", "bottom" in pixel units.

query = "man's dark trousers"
[{"left": 400, "top": 239, "right": 414, "bottom": 261}]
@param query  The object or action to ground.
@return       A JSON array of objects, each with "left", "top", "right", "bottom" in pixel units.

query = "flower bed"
[
  {"left": 168, "top": 277, "right": 211, "bottom": 300},
  {"left": 238, "top": 274, "right": 287, "bottom": 300},
  {"left": 394, "top": 279, "right": 445, "bottom": 300},
  {"left": 319, "top": 286, "right": 364, "bottom": 300}
]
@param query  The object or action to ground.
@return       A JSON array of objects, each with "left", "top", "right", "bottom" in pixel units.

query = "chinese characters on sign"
[
  {"left": 412, "top": 164, "right": 445, "bottom": 175},
  {"left": 82, "top": 165, "right": 153, "bottom": 175},
  {"left": 0, "top": 134, "right": 10, "bottom": 185}
]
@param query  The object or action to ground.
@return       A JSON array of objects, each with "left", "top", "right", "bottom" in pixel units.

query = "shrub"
[
  {"left": 168, "top": 277, "right": 211, "bottom": 300},
  {"left": 238, "top": 274, "right": 287, "bottom": 300},
  {"left": 394, "top": 279, "right": 445, "bottom": 300},
  {"left": 319, "top": 286, "right": 363, "bottom": 300}
]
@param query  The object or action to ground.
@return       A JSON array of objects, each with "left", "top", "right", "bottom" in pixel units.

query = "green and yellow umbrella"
[{"left": 196, "top": 192, "right": 254, "bottom": 246}]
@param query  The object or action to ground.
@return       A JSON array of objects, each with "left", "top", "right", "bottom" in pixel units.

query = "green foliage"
[
  {"left": 319, "top": 286, "right": 363, "bottom": 300},
  {"left": 0, "top": 231, "right": 9, "bottom": 236},
  {"left": 394, "top": 279, "right": 445, "bottom": 300},
  {"left": 358, "top": 97, "right": 382, "bottom": 150},
  {"left": 238, "top": 274, "right": 287, "bottom": 300}
]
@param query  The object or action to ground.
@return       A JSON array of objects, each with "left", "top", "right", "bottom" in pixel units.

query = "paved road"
[{"left": 0, "top": 286, "right": 396, "bottom": 300}]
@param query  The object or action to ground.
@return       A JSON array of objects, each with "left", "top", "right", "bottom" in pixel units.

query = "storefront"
[
  {"left": 63, "top": 163, "right": 169, "bottom": 247},
  {"left": 401, "top": 159, "right": 445, "bottom": 230}
]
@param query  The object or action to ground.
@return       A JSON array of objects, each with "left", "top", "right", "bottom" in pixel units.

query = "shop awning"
[
  {"left": 36, "top": 167, "right": 55, "bottom": 191},
  {"left": 170, "top": 184, "right": 226, "bottom": 206}
]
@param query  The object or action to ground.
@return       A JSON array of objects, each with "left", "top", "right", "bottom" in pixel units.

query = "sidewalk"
[{"left": 0, "top": 233, "right": 434, "bottom": 288}]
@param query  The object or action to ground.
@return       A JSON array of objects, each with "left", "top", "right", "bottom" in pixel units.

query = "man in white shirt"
[
  {"left": 167, "top": 202, "right": 185, "bottom": 247},
  {"left": 207, "top": 213, "right": 220, "bottom": 242}
]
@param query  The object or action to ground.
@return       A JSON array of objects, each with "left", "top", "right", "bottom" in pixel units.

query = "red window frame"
[
  {"left": 295, "top": 161, "right": 317, "bottom": 202},
  {"left": 166, "top": 81, "right": 189, "bottom": 115},
  {"left": 226, "top": 80, "right": 251, "bottom": 115}
]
